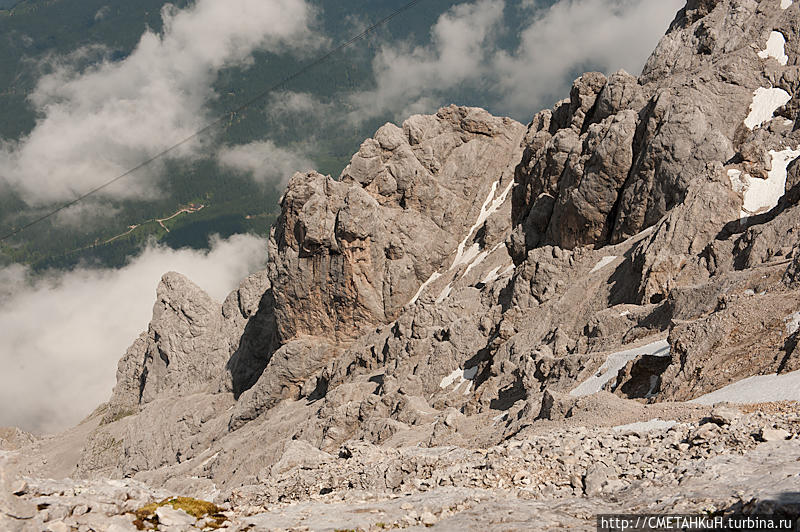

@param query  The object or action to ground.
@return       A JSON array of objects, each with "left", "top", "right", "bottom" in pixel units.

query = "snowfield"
[{"left": 570, "top": 339, "right": 670, "bottom": 397}]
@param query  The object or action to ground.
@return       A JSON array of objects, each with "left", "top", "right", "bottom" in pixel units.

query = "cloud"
[
  {"left": 352, "top": 0, "right": 683, "bottom": 121},
  {"left": 493, "top": 0, "right": 684, "bottom": 116},
  {"left": 218, "top": 140, "right": 314, "bottom": 187},
  {"left": 0, "top": 234, "right": 267, "bottom": 434},
  {"left": 350, "top": 0, "right": 504, "bottom": 121},
  {"left": 0, "top": 0, "right": 321, "bottom": 206},
  {"left": 266, "top": 91, "right": 330, "bottom": 120}
]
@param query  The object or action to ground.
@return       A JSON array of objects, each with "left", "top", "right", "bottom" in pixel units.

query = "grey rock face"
[
  {"left": 268, "top": 106, "right": 524, "bottom": 344},
  {"left": 19, "top": 3, "right": 800, "bottom": 529},
  {"left": 510, "top": 0, "right": 800, "bottom": 256},
  {"left": 0, "top": 454, "right": 36, "bottom": 531},
  {"left": 105, "top": 271, "right": 275, "bottom": 421}
]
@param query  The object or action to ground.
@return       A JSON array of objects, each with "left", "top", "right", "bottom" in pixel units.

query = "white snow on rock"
[
  {"left": 570, "top": 339, "right": 671, "bottom": 397},
  {"left": 439, "top": 366, "right": 479, "bottom": 394},
  {"left": 481, "top": 266, "right": 502, "bottom": 285},
  {"left": 463, "top": 242, "right": 507, "bottom": 279},
  {"left": 410, "top": 180, "right": 513, "bottom": 306},
  {"left": 500, "top": 264, "right": 515, "bottom": 277},
  {"left": 613, "top": 419, "right": 677, "bottom": 433},
  {"left": 691, "top": 370, "right": 800, "bottom": 404},
  {"left": 590, "top": 255, "right": 618, "bottom": 274},
  {"left": 408, "top": 272, "right": 442, "bottom": 306},
  {"left": 452, "top": 180, "right": 513, "bottom": 270},
  {"left": 758, "top": 31, "right": 788, "bottom": 65},
  {"left": 734, "top": 147, "right": 800, "bottom": 218},
  {"left": 786, "top": 312, "right": 800, "bottom": 336},
  {"left": 435, "top": 283, "right": 453, "bottom": 304},
  {"left": 781, "top": 0, "right": 792, "bottom": 9},
  {"left": 744, "top": 87, "right": 792, "bottom": 130}
]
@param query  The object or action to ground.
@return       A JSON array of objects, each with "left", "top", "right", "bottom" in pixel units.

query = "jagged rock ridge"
[{"left": 4, "top": 1, "right": 800, "bottom": 530}]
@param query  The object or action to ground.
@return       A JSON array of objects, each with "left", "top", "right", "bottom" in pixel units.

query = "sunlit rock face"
[{"left": 9, "top": 3, "right": 800, "bottom": 529}]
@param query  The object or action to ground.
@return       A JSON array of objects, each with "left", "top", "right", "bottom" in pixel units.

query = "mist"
[
  {"left": 0, "top": 0, "right": 321, "bottom": 206},
  {"left": 0, "top": 234, "right": 267, "bottom": 435},
  {"left": 352, "top": 0, "right": 684, "bottom": 121}
]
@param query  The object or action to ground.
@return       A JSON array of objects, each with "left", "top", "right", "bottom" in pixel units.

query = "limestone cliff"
[{"left": 5, "top": 1, "right": 800, "bottom": 530}]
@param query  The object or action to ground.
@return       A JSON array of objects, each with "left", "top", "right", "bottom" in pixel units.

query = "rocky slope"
[{"left": 4, "top": 0, "right": 800, "bottom": 530}]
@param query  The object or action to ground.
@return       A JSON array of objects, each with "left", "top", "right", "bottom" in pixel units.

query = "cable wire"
[{"left": 0, "top": 0, "right": 427, "bottom": 242}]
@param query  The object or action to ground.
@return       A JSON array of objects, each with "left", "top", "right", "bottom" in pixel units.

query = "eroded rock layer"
[{"left": 4, "top": 1, "right": 800, "bottom": 530}]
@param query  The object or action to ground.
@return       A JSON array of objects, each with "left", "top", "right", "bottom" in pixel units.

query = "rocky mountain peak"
[
  {"left": 6, "top": 2, "right": 800, "bottom": 530},
  {"left": 268, "top": 105, "right": 524, "bottom": 345}
]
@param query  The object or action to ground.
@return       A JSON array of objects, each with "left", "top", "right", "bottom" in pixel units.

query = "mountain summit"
[{"left": 3, "top": 1, "right": 800, "bottom": 529}]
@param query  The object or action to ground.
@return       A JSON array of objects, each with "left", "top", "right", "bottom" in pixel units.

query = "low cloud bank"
[
  {"left": 0, "top": 0, "right": 320, "bottom": 206},
  {"left": 352, "top": 0, "right": 684, "bottom": 121},
  {"left": 0, "top": 234, "right": 267, "bottom": 434},
  {"left": 218, "top": 140, "right": 314, "bottom": 187}
]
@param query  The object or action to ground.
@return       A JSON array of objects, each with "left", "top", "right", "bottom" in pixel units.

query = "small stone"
[
  {"left": 46, "top": 522, "right": 70, "bottom": 532},
  {"left": 10, "top": 479, "right": 27, "bottom": 495},
  {"left": 155, "top": 505, "right": 197, "bottom": 526},
  {"left": 584, "top": 464, "right": 614, "bottom": 496},
  {"left": 709, "top": 406, "right": 740, "bottom": 426},
  {"left": 72, "top": 504, "right": 89, "bottom": 516},
  {"left": 760, "top": 427, "right": 790, "bottom": 442},
  {"left": 690, "top": 423, "right": 718, "bottom": 443},
  {"left": 420, "top": 511, "right": 437, "bottom": 526}
]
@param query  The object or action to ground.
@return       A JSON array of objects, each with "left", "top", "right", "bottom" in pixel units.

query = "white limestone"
[
  {"left": 785, "top": 312, "right": 800, "bottom": 336},
  {"left": 613, "top": 419, "right": 677, "bottom": 433}
]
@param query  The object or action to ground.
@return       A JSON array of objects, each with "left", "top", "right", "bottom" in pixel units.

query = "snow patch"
[
  {"left": 734, "top": 147, "right": 800, "bottom": 218},
  {"left": 619, "top": 310, "right": 631, "bottom": 317},
  {"left": 451, "top": 180, "right": 513, "bottom": 270},
  {"left": 570, "top": 339, "right": 671, "bottom": 397},
  {"left": 199, "top": 452, "right": 220, "bottom": 468},
  {"left": 613, "top": 419, "right": 676, "bottom": 433},
  {"left": 590, "top": 255, "right": 618, "bottom": 273},
  {"left": 781, "top": 0, "right": 792, "bottom": 9},
  {"left": 439, "top": 365, "right": 479, "bottom": 390},
  {"left": 786, "top": 312, "right": 800, "bottom": 336},
  {"left": 690, "top": 370, "right": 800, "bottom": 404},
  {"left": 408, "top": 272, "right": 442, "bottom": 306},
  {"left": 481, "top": 266, "right": 502, "bottom": 285},
  {"left": 744, "top": 87, "right": 791, "bottom": 130},
  {"left": 440, "top": 368, "right": 463, "bottom": 388},
  {"left": 435, "top": 283, "right": 453, "bottom": 304},
  {"left": 463, "top": 242, "right": 507, "bottom": 279},
  {"left": 758, "top": 31, "right": 788, "bottom": 65}
]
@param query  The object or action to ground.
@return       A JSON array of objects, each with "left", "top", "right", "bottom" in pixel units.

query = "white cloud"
[
  {"left": 0, "top": 234, "right": 267, "bottom": 434},
  {"left": 494, "top": 0, "right": 684, "bottom": 116},
  {"left": 350, "top": 0, "right": 505, "bottom": 121},
  {"left": 0, "top": 0, "right": 321, "bottom": 206},
  {"left": 218, "top": 140, "right": 314, "bottom": 187},
  {"left": 266, "top": 91, "right": 329, "bottom": 119},
  {"left": 352, "top": 0, "right": 683, "bottom": 121}
]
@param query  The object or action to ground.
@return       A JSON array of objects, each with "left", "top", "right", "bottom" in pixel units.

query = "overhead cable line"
[{"left": 0, "top": 0, "right": 427, "bottom": 242}]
